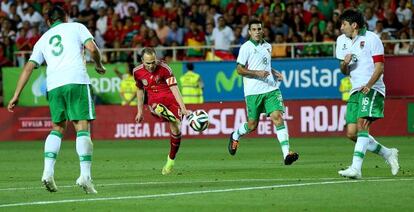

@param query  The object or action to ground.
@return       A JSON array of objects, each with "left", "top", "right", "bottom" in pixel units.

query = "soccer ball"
[{"left": 187, "top": 110, "right": 209, "bottom": 132}]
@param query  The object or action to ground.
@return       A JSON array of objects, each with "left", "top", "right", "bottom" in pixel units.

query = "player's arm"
[
  {"left": 7, "top": 61, "right": 36, "bottom": 112},
  {"left": 167, "top": 76, "right": 189, "bottom": 116},
  {"left": 271, "top": 68, "right": 283, "bottom": 80},
  {"left": 361, "top": 61, "right": 384, "bottom": 94},
  {"left": 84, "top": 39, "right": 106, "bottom": 74},
  {"left": 135, "top": 87, "right": 145, "bottom": 123},
  {"left": 236, "top": 64, "right": 269, "bottom": 78},
  {"left": 339, "top": 54, "right": 352, "bottom": 75}
]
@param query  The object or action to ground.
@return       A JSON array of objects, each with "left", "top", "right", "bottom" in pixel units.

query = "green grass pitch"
[{"left": 0, "top": 136, "right": 413, "bottom": 211}]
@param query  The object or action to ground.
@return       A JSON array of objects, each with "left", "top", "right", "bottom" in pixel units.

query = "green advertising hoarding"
[
  {"left": 2, "top": 62, "right": 183, "bottom": 106},
  {"left": 408, "top": 103, "right": 414, "bottom": 133}
]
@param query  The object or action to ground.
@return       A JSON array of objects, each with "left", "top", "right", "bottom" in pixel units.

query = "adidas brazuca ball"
[{"left": 187, "top": 110, "right": 209, "bottom": 132}]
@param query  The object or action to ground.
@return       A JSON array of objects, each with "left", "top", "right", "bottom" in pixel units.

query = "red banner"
[
  {"left": 1, "top": 99, "right": 413, "bottom": 141},
  {"left": 384, "top": 56, "right": 414, "bottom": 97}
]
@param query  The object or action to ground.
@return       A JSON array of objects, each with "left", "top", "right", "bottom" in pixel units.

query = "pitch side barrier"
[
  {"left": 1, "top": 99, "right": 413, "bottom": 141},
  {"left": 2, "top": 57, "right": 413, "bottom": 107}
]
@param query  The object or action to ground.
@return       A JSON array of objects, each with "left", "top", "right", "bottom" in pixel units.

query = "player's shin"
[
  {"left": 76, "top": 131, "right": 93, "bottom": 178},
  {"left": 43, "top": 130, "right": 62, "bottom": 178},
  {"left": 351, "top": 131, "right": 369, "bottom": 171},
  {"left": 169, "top": 133, "right": 181, "bottom": 160},
  {"left": 276, "top": 125, "right": 289, "bottom": 159}
]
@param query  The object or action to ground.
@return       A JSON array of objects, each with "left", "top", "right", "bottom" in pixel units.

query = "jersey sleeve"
[
  {"left": 78, "top": 23, "right": 94, "bottom": 45},
  {"left": 28, "top": 41, "right": 44, "bottom": 67},
  {"left": 370, "top": 34, "right": 385, "bottom": 63},
  {"left": 160, "top": 63, "right": 177, "bottom": 87},
  {"left": 133, "top": 71, "right": 144, "bottom": 89},
  {"left": 335, "top": 37, "right": 345, "bottom": 60},
  {"left": 236, "top": 44, "right": 248, "bottom": 67}
]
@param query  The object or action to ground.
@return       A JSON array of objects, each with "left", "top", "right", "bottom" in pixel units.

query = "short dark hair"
[
  {"left": 340, "top": 9, "right": 365, "bottom": 29},
  {"left": 186, "top": 63, "right": 194, "bottom": 70},
  {"left": 248, "top": 19, "right": 262, "bottom": 30},
  {"left": 47, "top": 6, "right": 66, "bottom": 24}
]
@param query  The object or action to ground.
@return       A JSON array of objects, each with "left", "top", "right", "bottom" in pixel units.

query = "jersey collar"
[
  {"left": 358, "top": 27, "right": 367, "bottom": 36},
  {"left": 50, "top": 21, "right": 63, "bottom": 28},
  {"left": 249, "top": 38, "right": 264, "bottom": 46}
]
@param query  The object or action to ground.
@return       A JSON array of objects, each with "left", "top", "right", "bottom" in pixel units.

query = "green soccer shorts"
[
  {"left": 47, "top": 84, "right": 96, "bottom": 123},
  {"left": 345, "top": 89, "right": 384, "bottom": 124},
  {"left": 245, "top": 89, "right": 285, "bottom": 120}
]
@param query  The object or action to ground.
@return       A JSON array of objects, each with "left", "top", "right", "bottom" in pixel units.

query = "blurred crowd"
[{"left": 1, "top": 0, "right": 414, "bottom": 65}]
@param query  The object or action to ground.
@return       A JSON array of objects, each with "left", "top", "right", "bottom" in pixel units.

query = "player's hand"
[
  {"left": 343, "top": 54, "right": 352, "bottom": 65},
  {"left": 256, "top": 70, "right": 270, "bottom": 78},
  {"left": 135, "top": 112, "right": 143, "bottom": 123},
  {"left": 272, "top": 70, "right": 283, "bottom": 80},
  {"left": 95, "top": 64, "right": 106, "bottom": 75},
  {"left": 360, "top": 85, "right": 371, "bottom": 94},
  {"left": 7, "top": 96, "right": 19, "bottom": 112}
]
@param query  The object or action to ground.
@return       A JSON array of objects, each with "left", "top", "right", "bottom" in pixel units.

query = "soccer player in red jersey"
[{"left": 133, "top": 47, "right": 190, "bottom": 175}]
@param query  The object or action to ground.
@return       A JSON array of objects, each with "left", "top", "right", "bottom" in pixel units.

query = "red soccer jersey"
[{"left": 133, "top": 62, "right": 178, "bottom": 105}]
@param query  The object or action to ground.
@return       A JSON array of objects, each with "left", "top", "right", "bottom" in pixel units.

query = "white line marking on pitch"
[
  {"left": 0, "top": 177, "right": 385, "bottom": 191},
  {"left": 0, "top": 178, "right": 413, "bottom": 208}
]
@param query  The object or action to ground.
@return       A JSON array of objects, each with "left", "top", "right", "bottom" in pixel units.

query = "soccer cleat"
[
  {"left": 284, "top": 151, "right": 299, "bottom": 165},
  {"left": 154, "top": 104, "right": 177, "bottom": 122},
  {"left": 76, "top": 176, "right": 97, "bottom": 194},
  {"left": 338, "top": 166, "right": 362, "bottom": 179},
  {"left": 41, "top": 176, "right": 58, "bottom": 192},
  {"left": 385, "top": 148, "right": 400, "bottom": 176},
  {"left": 162, "top": 155, "right": 175, "bottom": 175},
  {"left": 228, "top": 132, "right": 239, "bottom": 156}
]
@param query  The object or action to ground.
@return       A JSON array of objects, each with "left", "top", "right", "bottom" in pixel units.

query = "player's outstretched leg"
[
  {"left": 76, "top": 130, "right": 97, "bottom": 194},
  {"left": 41, "top": 130, "right": 62, "bottom": 192},
  {"left": 154, "top": 104, "right": 177, "bottom": 122}
]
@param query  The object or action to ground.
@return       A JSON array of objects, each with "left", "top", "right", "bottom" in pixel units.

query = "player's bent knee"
[{"left": 346, "top": 132, "right": 357, "bottom": 141}]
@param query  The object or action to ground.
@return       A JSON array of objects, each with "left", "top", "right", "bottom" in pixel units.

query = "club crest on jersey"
[
  {"left": 142, "top": 79, "right": 148, "bottom": 86},
  {"left": 342, "top": 44, "right": 347, "bottom": 50},
  {"left": 154, "top": 75, "right": 160, "bottom": 84},
  {"left": 360, "top": 41, "right": 365, "bottom": 49},
  {"left": 267, "top": 48, "right": 271, "bottom": 53}
]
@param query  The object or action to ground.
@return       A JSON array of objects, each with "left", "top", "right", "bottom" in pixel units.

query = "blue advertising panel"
[{"left": 188, "top": 58, "right": 343, "bottom": 102}]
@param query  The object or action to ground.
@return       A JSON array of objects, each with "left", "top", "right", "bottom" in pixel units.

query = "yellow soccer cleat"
[{"left": 162, "top": 155, "right": 175, "bottom": 175}]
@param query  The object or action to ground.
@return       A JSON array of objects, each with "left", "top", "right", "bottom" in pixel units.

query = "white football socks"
[
  {"left": 367, "top": 135, "right": 391, "bottom": 159},
  {"left": 43, "top": 131, "right": 62, "bottom": 178},
  {"left": 276, "top": 125, "right": 289, "bottom": 159},
  {"left": 76, "top": 131, "right": 93, "bottom": 179},
  {"left": 232, "top": 123, "right": 249, "bottom": 140},
  {"left": 351, "top": 131, "right": 369, "bottom": 171}
]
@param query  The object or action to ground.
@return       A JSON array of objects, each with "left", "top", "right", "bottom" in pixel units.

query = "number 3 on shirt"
[{"left": 49, "top": 35, "right": 64, "bottom": 56}]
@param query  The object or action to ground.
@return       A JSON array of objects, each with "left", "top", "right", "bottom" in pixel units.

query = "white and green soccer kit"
[
  {"left": 336, "top": 30, "right": 386, "bottom": 122},
  {"left": 237, "top": 39, "right": 284, "bottom": 120},
  {"left": 28, "top": 21, "right": 95, "bottom": 123}
]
